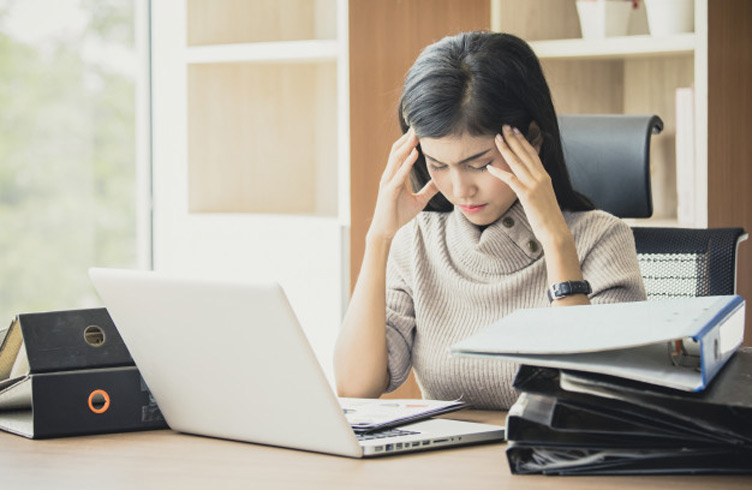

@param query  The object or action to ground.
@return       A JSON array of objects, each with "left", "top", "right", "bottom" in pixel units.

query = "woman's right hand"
[{"left": 367, "top": 128, "right": 439, "bottom": 241}]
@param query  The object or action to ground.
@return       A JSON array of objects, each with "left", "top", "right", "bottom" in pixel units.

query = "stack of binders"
[
  {"left": 505, "top": 349, "right": 752, "bottom": 475},
  {"left": 450, "top": 295, "right": 751, "bottom": 474},
  {"left": 0, "top": 307, "right": 167, "bottom": 438}
]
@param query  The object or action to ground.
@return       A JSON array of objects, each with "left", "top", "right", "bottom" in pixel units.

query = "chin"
[{"left": 464, "top": 212, "right": 500, "bottom": 227}]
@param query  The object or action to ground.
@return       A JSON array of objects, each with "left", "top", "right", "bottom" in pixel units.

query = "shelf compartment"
[
  {"left": 187, "top": 61, "right": 338, "bottom": 215},
  {"left": 187, "top": 0, "right": 336, "bottom": 45}
]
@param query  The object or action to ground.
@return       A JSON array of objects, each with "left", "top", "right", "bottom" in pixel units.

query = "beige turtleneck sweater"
[{"left": 384, "top": 201, "right": 646, "bottom": 410}]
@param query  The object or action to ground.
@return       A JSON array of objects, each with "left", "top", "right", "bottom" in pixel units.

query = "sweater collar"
[{"left": 445, "top": 200, "right": 543, "bottom": 275}]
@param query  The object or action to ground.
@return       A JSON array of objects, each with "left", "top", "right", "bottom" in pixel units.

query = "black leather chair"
[
  {"left": 559, "top": 114, "right": 662, "bottom": 219},
  {"left": 559, "top": 114, "right": 748, "bottom": 298}
]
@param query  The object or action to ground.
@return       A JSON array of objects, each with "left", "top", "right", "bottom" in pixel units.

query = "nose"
[{"left": 450, "top": 169, "right": 476, "bottom": 199}]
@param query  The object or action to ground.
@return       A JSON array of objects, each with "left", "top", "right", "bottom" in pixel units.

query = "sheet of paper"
[{"left": 339, "top": 398, "right": 466, "bottom": 429}]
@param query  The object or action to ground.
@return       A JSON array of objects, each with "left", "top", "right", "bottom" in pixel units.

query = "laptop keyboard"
[{"left": 356, "top": 429, "right": 420, "bottom": 441}]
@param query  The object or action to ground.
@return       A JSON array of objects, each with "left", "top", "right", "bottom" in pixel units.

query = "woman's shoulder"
[
  {"left": 563, "top": 208, "right": 633, "bottom": 246},
  {"left": 393, "top": 211, "right": 450, "bottom": 243},
  {"left": 390, "top": 211, "right": 450, "bottom": 262}
]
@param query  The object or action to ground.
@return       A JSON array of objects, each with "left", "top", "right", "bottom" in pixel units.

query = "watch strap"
[{"left": 547, "top": 280, "right": 592, "bottom": 302}]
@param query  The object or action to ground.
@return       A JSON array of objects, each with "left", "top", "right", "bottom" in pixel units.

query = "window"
[{"left": 0, "top": 0, "right": 150, "bottom": 321}]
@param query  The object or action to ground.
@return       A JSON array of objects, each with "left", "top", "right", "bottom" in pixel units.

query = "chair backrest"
[
  {"left": 559, "top": 114, "right": 663, "bottom": 219},
  {"left": 632, "top": 227, "right": 748, "bottom": 299},
  {"left": 558, "top": 114, "right": 747, "bottom": 298}
]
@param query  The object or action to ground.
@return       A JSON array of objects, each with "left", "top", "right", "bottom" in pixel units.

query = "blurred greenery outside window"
[{"left": 0, "top": 0, "right": 149, "bottom": 322}]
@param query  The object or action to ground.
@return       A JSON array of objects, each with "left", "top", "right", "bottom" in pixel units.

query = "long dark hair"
[{"left": 399, "top": 31, "right": 593, "bottom": 212}]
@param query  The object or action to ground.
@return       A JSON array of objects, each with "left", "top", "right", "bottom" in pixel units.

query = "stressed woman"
[{"left": 334, "top": 32, "right": 646, "bottom": 410}]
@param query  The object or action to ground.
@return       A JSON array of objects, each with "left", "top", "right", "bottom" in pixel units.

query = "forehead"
[{"left": 419, "top": 132, "right": 496, "bottom": 163}]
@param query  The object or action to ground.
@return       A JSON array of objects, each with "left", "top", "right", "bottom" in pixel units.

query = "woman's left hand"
[{"left": 487, "top": 124, "right": 569, "bottom": 249}]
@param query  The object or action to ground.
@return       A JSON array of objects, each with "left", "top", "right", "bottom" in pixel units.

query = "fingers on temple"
[
  {"left": 487, "top": 164, "right": 521, "bottom": 193},
  {"left": 495, "top": 132, "right": 532, "bottom": 183},
  {"left": 416, "top": 179, "right": 439, "bottom": 202},
  {"left": 384, "top": 129, "right": 418, "bottom": 180},
  {"left": 393, "top": 147, "right": 419, "bottom": 184}
]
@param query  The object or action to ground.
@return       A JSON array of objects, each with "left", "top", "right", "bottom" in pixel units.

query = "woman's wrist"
[
  {"left": 537, "top": 222, "right": 576, "bottom": 254},
  {"left": 364, "top": 230, "right": 395, "bottom": 261}
]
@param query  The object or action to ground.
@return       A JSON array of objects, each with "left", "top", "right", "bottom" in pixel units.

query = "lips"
[{"left": 458, "top": 204, "right": 487, "bottom": 214}]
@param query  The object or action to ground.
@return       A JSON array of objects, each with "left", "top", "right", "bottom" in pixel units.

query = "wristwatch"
[{"left": 547, "top": 280, "right": 592, "bottom": 302}]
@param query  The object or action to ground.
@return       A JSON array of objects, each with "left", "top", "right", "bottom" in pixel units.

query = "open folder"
[{"left": 450, "top": 296, "right": 745, "bottom": 392}]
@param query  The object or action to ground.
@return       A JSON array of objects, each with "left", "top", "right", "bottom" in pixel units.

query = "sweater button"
[
  {"left": 502, "top": 217, "right": 515, "bottom": 228},
  {"left": 527, "top": 240, "right": 539, "bottom": 253}
]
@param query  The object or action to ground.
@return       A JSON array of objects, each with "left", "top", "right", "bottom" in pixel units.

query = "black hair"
[{"left": 398, "top": 31, "right": 593, "bottom": 212}]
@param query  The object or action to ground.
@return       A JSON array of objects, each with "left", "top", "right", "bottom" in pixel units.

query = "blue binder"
[{"left": 451, "top": 295, "right": 746, "bottom": 392}]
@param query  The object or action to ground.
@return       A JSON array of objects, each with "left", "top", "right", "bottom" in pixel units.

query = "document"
[
  {"left": 451, "top": 296, "right": 745, "bottom": 391},
  {"left": 339, "top": 398, "right": 468, "bottom": 433}
]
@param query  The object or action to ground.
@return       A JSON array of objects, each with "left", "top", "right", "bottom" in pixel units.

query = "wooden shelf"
[
  {"left": 530, "top": 33, "right": 695, "bottom": 60},
  {"left": 186, "top": 40, "right": 339, "bottom": 64}
]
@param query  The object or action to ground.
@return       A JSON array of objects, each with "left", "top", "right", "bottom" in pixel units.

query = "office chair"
[
  {"left": 559, "top": 114, "right": 662, "bottom": 219},
  {"left": 559, "top": 114, "right": 748, "bottom": 299}
]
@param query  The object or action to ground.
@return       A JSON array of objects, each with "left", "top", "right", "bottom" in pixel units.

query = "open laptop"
[{"left": 88, "top": 268, "right": 505, "bottom": 458}]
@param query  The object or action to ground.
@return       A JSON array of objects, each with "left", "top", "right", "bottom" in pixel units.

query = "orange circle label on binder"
[{"left": 88, "top": 389, "right": 111, "bottom": 414}]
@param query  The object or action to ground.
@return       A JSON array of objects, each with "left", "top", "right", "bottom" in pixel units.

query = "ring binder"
[{"left": 451, "top": 295, "right": 746, "bottom": 391}]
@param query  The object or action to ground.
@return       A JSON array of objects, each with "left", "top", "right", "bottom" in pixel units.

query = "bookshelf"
[{"left": 150, "top": 0, "right": 349, "bottom": 383}]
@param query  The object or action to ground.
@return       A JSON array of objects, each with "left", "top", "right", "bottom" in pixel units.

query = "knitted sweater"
[{"left": 384, "top": 201, "right": 646, "bottom": 409}]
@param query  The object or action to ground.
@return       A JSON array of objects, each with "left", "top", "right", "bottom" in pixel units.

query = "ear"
[{"left": 527, "top": 121, "right": 543, "bottom": 154}]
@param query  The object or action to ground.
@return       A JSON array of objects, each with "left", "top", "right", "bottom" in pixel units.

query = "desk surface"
[{"left": 2, "top": 410, "right": 751, "bottom": 490}]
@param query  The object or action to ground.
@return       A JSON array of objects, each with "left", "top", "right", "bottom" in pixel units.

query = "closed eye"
[{"left": 468, "top": 161, "right": 492, "bottom": 172}]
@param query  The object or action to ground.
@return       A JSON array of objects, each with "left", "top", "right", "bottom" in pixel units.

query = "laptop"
[{"left": 88, "top": 268, "right": 505, "bottom": 458}]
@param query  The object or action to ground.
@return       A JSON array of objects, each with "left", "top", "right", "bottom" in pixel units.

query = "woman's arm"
[
  {"left": 334, "top": 129, "right": 438, "bottom": 397},
  {"left": 489, "top": 124, "right": 589, "bottom": 307}
]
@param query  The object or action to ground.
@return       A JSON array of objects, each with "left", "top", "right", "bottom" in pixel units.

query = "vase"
[
  {"left": 644, "top": 0, "right": 695, "bottom": 36},
  {"left": 576, "top": 0, "right": 633, "bottom": 39}
]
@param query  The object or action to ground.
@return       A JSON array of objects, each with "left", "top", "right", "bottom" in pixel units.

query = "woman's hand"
[
  {"left": 487, "top": 125, "right": 570, "bottom": 248},
  {"left": 367, "top": 128, "right": 439, "bottom": 242}
]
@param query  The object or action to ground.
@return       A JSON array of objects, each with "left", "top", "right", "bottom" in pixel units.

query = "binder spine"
[
  {"left": 20, "top": 308, "right": 134, "bottom": 373},
  {"left": 30, "top": 366, "right": 166, "bottom": 438}
]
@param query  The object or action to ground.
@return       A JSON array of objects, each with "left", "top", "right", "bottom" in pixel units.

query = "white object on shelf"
[
  {"left": 675, "top": 87, "right": 696, "bottom": 227},
  {"left": 645, "top": 0, "right": 695, "bottom": 36},
  {"left": 576, "top": 0, "right": 633, "bottom": 39}
]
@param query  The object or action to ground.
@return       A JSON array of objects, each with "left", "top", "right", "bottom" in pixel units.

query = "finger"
[
  {"left": 495, "top": 132, "right": 534, "bottom": 185},
  {"left": 389, "top": 127, "right": 412, "bottom": 153},
  {"left": 390, "top": 147, "right": 419, "bottom": 187},
  {"left": 487, "top": 163, "right": 523, "bottom": 195},
  {"left": 384, "top": 129, "right": 418, "bottom": 181},
  {"left": 510, "top": 126, "right": 541, "bottom": 161},
  {"left": 502, "top": 126, "right": 544, "bottom": 176},
  {"left": 384, "top": 129, "right": 413, "bottom": 173},
  {"left": 414, "top": 179, "right": 439, "bottom": 204}
]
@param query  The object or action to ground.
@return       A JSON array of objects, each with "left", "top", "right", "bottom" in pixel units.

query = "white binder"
[{"left": 451, "top": 295, "right": 746, "bottom": 392}]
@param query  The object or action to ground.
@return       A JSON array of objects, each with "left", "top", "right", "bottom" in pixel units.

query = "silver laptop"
[{"left": 88, "top": 268, "right": 505, "bottom": 458}]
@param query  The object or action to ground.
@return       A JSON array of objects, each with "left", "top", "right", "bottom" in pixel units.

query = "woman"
[{"left": 334, "top": 31, "right": 646, "bottom": 410}]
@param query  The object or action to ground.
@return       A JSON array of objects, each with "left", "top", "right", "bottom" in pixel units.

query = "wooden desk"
[{"left": 2, "top": 410, "right": 750, "bottom": 490}]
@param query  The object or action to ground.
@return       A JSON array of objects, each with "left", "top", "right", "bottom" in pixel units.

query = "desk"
[{"left": 1, "top": 410, "right": 750, "bottom": 490}]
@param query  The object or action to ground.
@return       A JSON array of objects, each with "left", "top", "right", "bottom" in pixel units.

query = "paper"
[{"left": 339, "top": 398, "right": 467, "bottom": 433}]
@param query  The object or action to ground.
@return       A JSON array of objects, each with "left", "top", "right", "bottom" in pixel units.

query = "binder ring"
[
  {"left": 88, "top": 389, "right": 111, "bottom": 414},
  {"left": 83, "top": 325, "right": 106, "bottom": 347}
]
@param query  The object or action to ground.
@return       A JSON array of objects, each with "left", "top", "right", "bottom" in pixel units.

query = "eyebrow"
[{"left": 422, "top": 148, "right": 493, "bottom": 166}]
